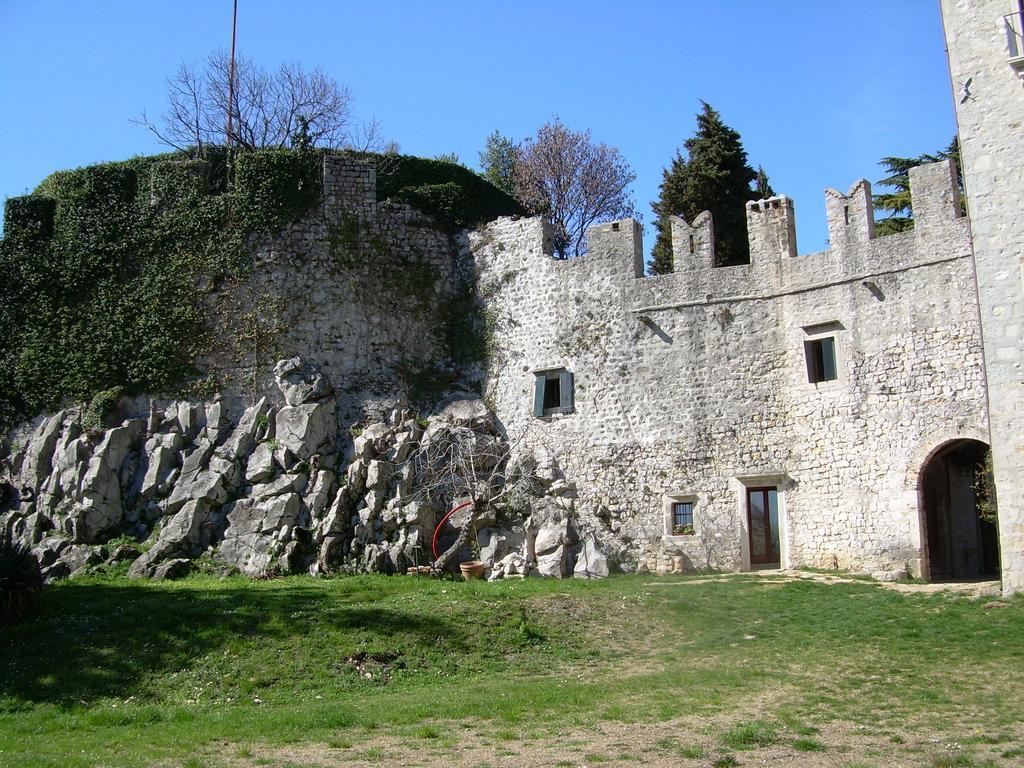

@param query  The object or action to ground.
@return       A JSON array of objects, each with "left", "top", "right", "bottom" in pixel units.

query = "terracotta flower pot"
[{"left": 459, "top": 560, "right": 485, "bottom": 581}]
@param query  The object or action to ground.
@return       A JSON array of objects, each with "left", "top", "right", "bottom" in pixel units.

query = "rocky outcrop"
[{"left": 0, "top": 358, "right": 610, "bottom": 582}]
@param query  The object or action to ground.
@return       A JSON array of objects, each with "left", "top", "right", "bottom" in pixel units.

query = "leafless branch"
[{"left": 137, "top": 50, "right": 377, "bottom": 151}]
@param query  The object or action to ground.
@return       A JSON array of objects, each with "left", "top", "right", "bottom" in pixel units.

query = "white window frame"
[{"left": 663, "top": 492, "right": 701, "bottom": 539}]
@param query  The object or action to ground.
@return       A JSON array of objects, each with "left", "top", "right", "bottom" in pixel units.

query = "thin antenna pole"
[{"left": 226, "top": 0, "right": 238, "bottom": 147}]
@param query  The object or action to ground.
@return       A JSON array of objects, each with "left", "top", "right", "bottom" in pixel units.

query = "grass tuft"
[{"left": 722, "top": 720, "right": 778, "bottom": 750}]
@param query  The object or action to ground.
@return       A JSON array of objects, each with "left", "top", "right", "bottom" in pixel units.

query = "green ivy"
[
  {"left": 0, "top": 147, "right": 323, "bottom": 430},
  {"left": 82, "top": 387, "right": 124, "bottom": 431},
  {"left": 349, "top": 152, "right": 524, "bottom": 232}
]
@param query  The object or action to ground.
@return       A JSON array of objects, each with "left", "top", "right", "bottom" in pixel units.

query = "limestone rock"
[
  {"left": 488, "top": 552, "right": 533, "bottom": 581},
  {"left": 303, "top": 469, "right": 337, "bottom": 521},
  {"left": 43, "top": 426, "right": 90, "bottom": 505},
  {"left": 20, "top": 412, "right": 66, "bottom": 495},
  {"left": 573, "top": 536, "right": 609, "bottom": 579},
  {"left": 400, "top": 500, "right": 437, "bottom": 529},
  {"left": 432, "top": 394, "right": 494, "bottom": 432},
  {"left": 107, "top": 543, "right": 141, "bottom": 564},
  {"left": 203, "top": 399, "right": 230, "bottom": 446},
  {"left": 386, "top": 430, "right": 417, "bottom": 463},
  {"left": 218, "top": 492, "right": 303, "bottom": 576},
  {"left": 536, "top": 546, "right": 566, "bottom": 578},
  {"left": 314, "top": 534, "right": 344, "bottom": 574},
  {"left": 245, "top": 442, "right": 277, "bottom": 484},
  {"left": 346, "top": 458, "right": 368, "bottom": 498},
  {"left": 75, "top": 419, "right": 146, "bottom": 543},
  {"left": 365, "top": 460, "right": 394, "bottom": 492},
  {"left": 275, "top": 400, "right": 337, "bottom": 461},
  {"left": 128, "top": 499, "right": 217, "bottom": 577},
  {"left": 174, "top": 402, "right": 206, "bottom": 441},
  {"left": 449, "top": 500, "right": 497, "bottom": 530},
  {"left": 251, "top": 473, "right": 308, "bottom": 500},
  {"left": 478, "top": 527, "right": 525, "bottom": 568},
  {"left": 153, "top": 557, "right": 193, "bottom": 581},
  {"left": 139, "top": 435, "right": 180, "bottom": 502},
  {"left": 60, "top": 543, "right": 106, "bottom": 575},
  {"left": 315, "top": 486, "right": 351, "bottom": 542},
  {"left": 273, "top": 357, "right": 332, "bottom": 407},
  {"left": 165, "top": 468, "right": 229, "bottom": 515},
  {"left": 179, "top": 439, "right": 215, "bottom": 480},
  {"left": 220, "top": 398, "right": 272, "bottom": 461}
]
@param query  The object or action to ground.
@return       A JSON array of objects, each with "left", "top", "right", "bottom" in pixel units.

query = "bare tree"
[
  {"left": 136, "top": 51, "right": 383, "bottom": 151},
  {"left": 414, "top": 421, "right": 538, "bottom": 572},
  {"left": 514, "top": 119, "right": 637, "bottom": 258}
]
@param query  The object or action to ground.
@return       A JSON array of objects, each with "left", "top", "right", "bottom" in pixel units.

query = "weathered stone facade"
[
  {"left": 941, "top": 0, "right": 1024, "bottom": 595},
  {"left": 1, "top": 115, "right": 1014, "bottom": 585},
  {"left": 468, "top": 159, "right": 987, "bottom": 579},
  {"left": 196, "top": 157, "right": 462, "bottom": 427}
]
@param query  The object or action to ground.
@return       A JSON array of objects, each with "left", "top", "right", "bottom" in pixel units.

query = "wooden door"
[{"left": 747, "top": 487, "right": 780, "bottom": 565}]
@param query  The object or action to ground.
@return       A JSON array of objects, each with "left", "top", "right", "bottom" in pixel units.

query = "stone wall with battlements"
[{"left": 467, "top": 159, "right": 988, "bottom": 577}]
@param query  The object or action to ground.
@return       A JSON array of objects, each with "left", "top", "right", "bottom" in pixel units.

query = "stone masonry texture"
[
  {"left": 467, "top": 162, "right": 986, "bottom": 579},
  {"left": 941, "top": 0, "right": 1024, "bottom": 595}
]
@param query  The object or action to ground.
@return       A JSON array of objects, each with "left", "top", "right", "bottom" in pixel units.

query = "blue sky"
[{"left": 0, "top": 1, "right": 955, "bottom": 256}]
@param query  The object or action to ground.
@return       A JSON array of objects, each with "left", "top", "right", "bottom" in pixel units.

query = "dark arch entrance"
[{"left": 919, "top": 439, "right": 999, "bottom": 581}]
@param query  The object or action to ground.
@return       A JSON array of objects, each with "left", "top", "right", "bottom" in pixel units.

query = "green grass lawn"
[{"left": 1, "top": 573, "right": 1022, "bottom": 768}]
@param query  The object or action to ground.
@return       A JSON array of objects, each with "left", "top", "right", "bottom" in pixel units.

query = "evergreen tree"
[
  {"left": 478, "top": 130, "right": 518, "bottom": 197},
  {"left": 755, "top": 165, "right": 775, "bottom": 199},
  {"left": 649, "top": 151, "right": 685, "bottom": 275},
  {"left": 649, "top": 103, "right": 760, "bottom": 273},
  {"left": 874, "top": 137, "right": 961, "bottom": 236}
]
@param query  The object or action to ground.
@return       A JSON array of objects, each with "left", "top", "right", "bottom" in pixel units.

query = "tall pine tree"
[{"left": 650, "top": 103, "right": 762, "bottom": 274}]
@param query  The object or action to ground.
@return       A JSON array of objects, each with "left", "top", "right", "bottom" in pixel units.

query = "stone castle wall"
[
  {"left": 1, "top": 153, "right": 998, "bottom": 582},
  {"left": 196, "top": 157, "right": 461, "bottom": 428},
  {"left": 468, "top": 159, "right": 987, "bottom": 577},
  {"left": 941, "top": 0, "right": 1024, "bottom": 594}
]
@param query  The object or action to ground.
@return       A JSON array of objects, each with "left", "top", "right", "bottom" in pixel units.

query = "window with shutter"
[
  {"left": 804, "top": 336, "right": 838, "bottom": 384},
  {"left": 533, "top": 368, "right": 575, "bottom": 417}
]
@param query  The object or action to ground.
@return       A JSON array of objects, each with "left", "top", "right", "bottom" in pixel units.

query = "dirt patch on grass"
[
  {"left": 218, "top": 714, "right": 1024, "bottom": 768},
  {"left": 645, "top": 571, "right": 1003, "bottom": 599}
]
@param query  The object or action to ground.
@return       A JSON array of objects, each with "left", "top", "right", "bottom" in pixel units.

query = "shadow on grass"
[{"left": 0, "top": 579, "right": 462, "bottom": 709}]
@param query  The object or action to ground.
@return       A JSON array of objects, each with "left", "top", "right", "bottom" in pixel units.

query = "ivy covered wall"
[{"left": 0, "top": 149, "right": 522, "bottom": 431}]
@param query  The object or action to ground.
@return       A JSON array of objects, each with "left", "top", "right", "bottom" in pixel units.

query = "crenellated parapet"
[
  {"left": 472, "top": 159, "right": 970, "bottom": 306},
  {"left": 746, "top": 195, "right": 798, "bottom": 261}
]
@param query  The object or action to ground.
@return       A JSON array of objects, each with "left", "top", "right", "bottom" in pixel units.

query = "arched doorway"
[{"left": 919, "top": 439, "right": 999, "bottom": 581}]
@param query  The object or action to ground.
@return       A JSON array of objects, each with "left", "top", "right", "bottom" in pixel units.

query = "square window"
[
  {"left": 804, "top": 336, "right": 837, "bottom": 383},
  {"left": 533, "top": 369, "right": 574, "bottom": 417},
  {"left": 664, "top": 495, "right": 698, "bottom": 536},
  {"left": 672, "top": 501, "right": 694, "bottom": 535}
]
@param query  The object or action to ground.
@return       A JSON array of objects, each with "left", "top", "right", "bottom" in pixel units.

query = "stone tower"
[{"left": 941, "top": 0, "right": 1024, "bottom": 595}]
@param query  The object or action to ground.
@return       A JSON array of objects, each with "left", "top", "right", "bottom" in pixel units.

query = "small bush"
[
  {"left": 0, "top": 537, "right": 44, "bottom": 624},
  {"left": 82, "top": 386, "right": 123, "bottom": 431}
]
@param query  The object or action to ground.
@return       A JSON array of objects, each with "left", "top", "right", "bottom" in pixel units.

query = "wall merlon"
[
  {"left": 909, "top": 159, "right": 962, "bottom": 229},
  {"left": 322, "top": 156, "right": 377, "bottom": 217},
  {"left": 826, "top": 179, "right": 875, "bottom": 247},
  {"left": 746, "top": 195, "right": 798, "bottom": 262},
  {"left": 583, "top": 218, "right": 645, "bottom": 278},
  {"left": 670, "top": 212, "right": 715, "bottom": 271}
]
